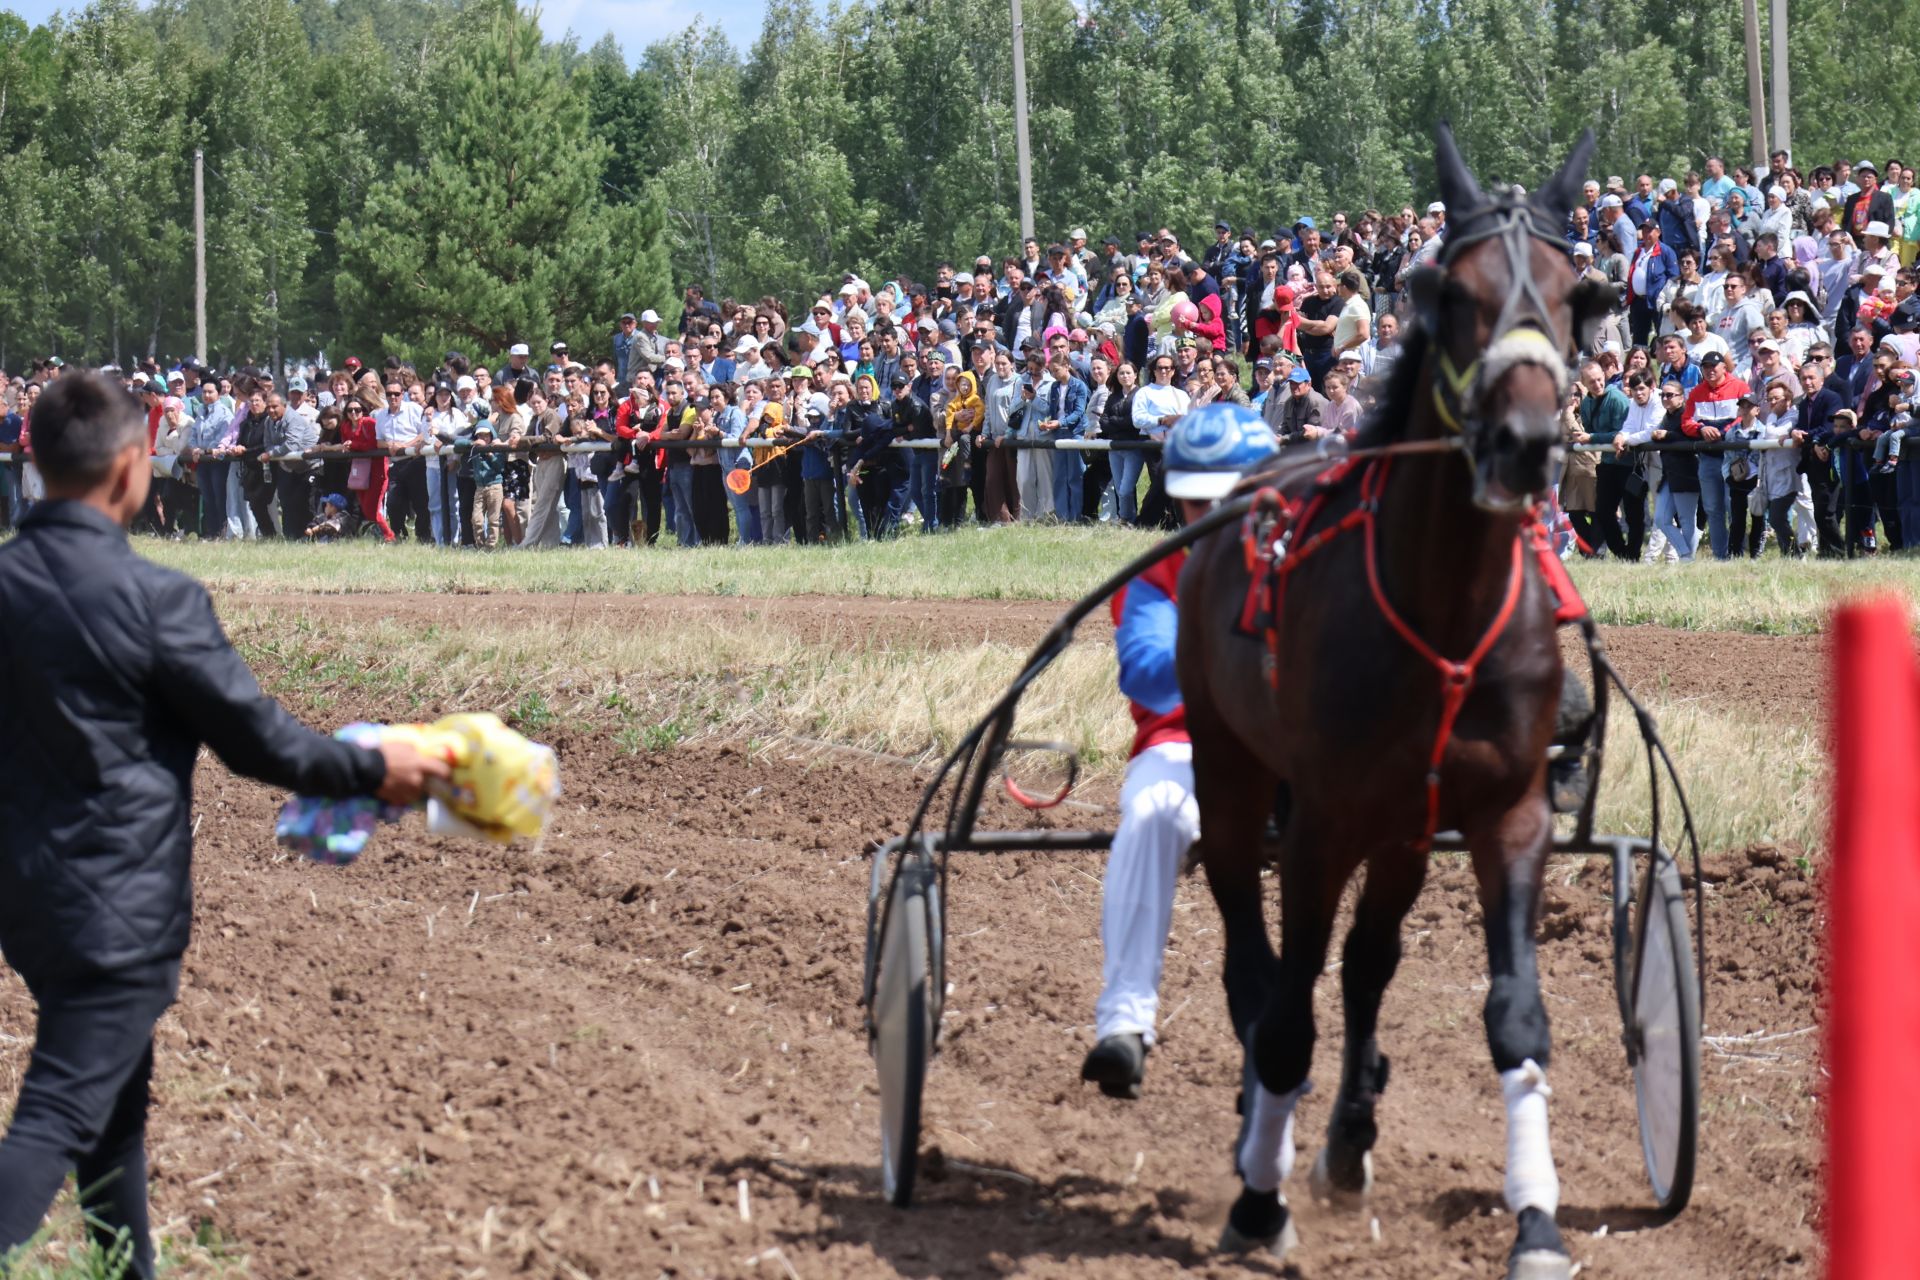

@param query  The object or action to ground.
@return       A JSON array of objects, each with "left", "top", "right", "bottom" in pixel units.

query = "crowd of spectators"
[{"left": 2, "top": 150, "right": 1916, "bottom": 558}]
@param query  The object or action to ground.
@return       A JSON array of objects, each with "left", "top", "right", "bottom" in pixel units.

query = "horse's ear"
[
  {"left": 1533, "top": 129, "right": 1598, "bottom": 218},
  {"left": 1568, "top": 274, "right": 1616, "bottom": 355},
  {"left": 1407, "top": 265, "right": 1446, "bottom": 333},
  {"left": 1434, "top": 120, "right": 1485, "bottom": 221}
]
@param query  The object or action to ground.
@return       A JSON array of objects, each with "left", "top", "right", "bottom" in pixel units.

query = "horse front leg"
[
  {"left": 1218, "top": 813, "right": 1348, "bottom": 1257},
  {"left": 1194, "top": 772, "right": 1278, "bottom": 1045},
  {"left": 1471, "top": 790, "right": 1571, "bottom": 1280},
  {"left": 1311, "top": 848, "right": 1429, "bottom": 1209}
]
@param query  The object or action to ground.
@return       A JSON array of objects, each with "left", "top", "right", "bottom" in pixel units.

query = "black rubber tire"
[
  {"left": 1629, "top": 855, "right": 1701, "bottom": 1216},
  {"left": 874, "top": 864, "right": 933, "bottom": 1207}
]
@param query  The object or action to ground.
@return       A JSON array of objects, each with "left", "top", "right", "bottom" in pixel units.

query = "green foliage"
[
  {"left": 3, "top": 0, "right": 1917, "bottom": 367},
  {"left": 334, "top": 0, "right": 672, "bottom": 366}
]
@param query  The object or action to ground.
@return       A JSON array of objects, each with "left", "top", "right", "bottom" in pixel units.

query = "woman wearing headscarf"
[{"left": 939, "top": 370, "right": 982, "bottom": 529}]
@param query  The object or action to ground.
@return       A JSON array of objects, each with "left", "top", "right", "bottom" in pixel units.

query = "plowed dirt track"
[{"left": 1, "top": 593, "right": 1821, "bottom": 1278}]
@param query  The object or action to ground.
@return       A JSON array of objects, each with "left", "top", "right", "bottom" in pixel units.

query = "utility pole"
[
  {"left": 1009, "top": 0, "right": 1035, "bottom": 243},
  {"left": 1741, "top": 0, "right": 1769, "bottom": 171},
  {"left": 193, "top": 148, "right": 207, "bottom": 365},
  {"left": 1769, "top": 0, "right": 1790, "bottom": 163}
]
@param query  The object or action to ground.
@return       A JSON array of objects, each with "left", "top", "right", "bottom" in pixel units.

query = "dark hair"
[{"left": 27, "top": 371, "right": 145, "bottom": 487}]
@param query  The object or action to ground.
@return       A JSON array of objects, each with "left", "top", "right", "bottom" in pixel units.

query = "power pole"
[
  {"left": 1009, "top": 0, "right": 1035, "bottom": 244},
  {"left": 1769, "top": 0, "right": 1790, "bottom": 163},
  {"left": 193, "top": 148, "right": 207, "bottom": 365},
  {"left": 1741, "top": 0, "right": 1769, "bottom": 171}
]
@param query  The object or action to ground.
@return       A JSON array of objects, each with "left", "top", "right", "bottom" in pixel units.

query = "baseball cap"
[
  {"left": 166, "top": 369, "right": 185, "bottom": 383},
  {"left": 1069, "top": 328, "right": 1089, "bottom": 343},
  {"left": 287, "top": 376, "right": 308, "bottom": 391},
  {"left": 509, "top": 342, "right": 530, "bottom": 356},
  {"left": 1260, "top": 238, "right": 1278, "bottom": 250},
  {"left": 1255, "top": 357, "right": 1273, "bottom": 370},
  {"left": 1102, "top": 235, "right": 1120, "bottom": 247},
  {"left": 1599, "top": 194, "right": 1623, "bottom": 209},
  {"left": 663, "top": 356, "right": 685, "bottom": 371},
  {"left": 1068, "top": 227, "right": 1088, "bottom": 240},
  {"left": 640, "top": 309, "right": 660, "bottom": 323},
  {"left": 620, "top": 311, "right": 637, "bottom": 322},
  {"left": 1753, "top": 337, "right": 1781, "bottom": 352},
  {"left": 1215, "top": 220, "right": 1231, "bottom": 232},
  {"left": 1571, "top": 240, "right": 1594, "bottom": 258},
  {"left": 1427, "top": 201, "right": 1446, "bottom": 214},
  {"left": 1698, "top": 351, "right": 1727, "bottom": 370},
  {"left": 1658, "top": 178, "right": 1678, "bottom": 195},
  {"left": 344, "top": 356, "right": 362, "bottom": 370},
  {"left": 889, "top": 371, "right": 910, "bottom": 388},
  {"left": 455, "top": 375, "right": 477, "bottom": 392},
  {"left": 1287, "top": 367, "right": 1312, "bottom": 384},
  {"left": 789, "top": 365, "right": 815, "bottom": 380},
  {"left": 551, "top": 341, "right": 568, "bottom": 353},
  {"left": 1605, "top": 175, "right": 1626, "bottom": 191},
  {"left": 1336, "top": 350, "right": 1363, "bottom": 365},
  {"left": 1857, "top": 160, "right": 1878, "bottom": 174}
]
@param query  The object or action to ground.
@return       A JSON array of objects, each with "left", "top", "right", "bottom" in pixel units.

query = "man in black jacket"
[{"left": 0, "top": 373, "right": 445, "bottom": 1277}]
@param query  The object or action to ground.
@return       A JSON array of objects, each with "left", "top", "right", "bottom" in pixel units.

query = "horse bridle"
[{"left": 1428, "top": 200, "right": 1576, "bottom": 436}]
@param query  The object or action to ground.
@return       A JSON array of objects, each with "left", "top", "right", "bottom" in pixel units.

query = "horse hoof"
[
  {"left": 1309, "top": 1146, "right": 1373, "bottom": 1209},
  {"left": 1217, "top": 1213, "right": 1299, "bottom": 1259},
  {"left": 1507, "top": 1249, "right": 1573, "bottom": 1280}
]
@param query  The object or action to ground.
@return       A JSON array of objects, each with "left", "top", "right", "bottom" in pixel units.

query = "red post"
[{"left": 1826, "top": 596, "right": 1920, "bottom": 1279}]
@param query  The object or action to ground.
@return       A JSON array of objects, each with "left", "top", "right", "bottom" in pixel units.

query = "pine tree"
[{"left": 335, "top": 0, "right": 672, "bottom": 366}]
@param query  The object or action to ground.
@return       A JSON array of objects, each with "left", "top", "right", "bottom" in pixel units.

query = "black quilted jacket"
[{"left": 0, "top": 501, "right": 385, "bottom": 980}]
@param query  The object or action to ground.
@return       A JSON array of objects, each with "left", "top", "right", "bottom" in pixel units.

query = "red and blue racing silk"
[{"left": 1110, "top": 550, "right": 1189, "bottom": 759}]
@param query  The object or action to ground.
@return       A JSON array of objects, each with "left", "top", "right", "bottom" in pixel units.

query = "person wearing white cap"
[
  {"left": 1855, "top": 220, "right": 1898, "bottom": 283},
  {"left": 630, "top": 309, "right": 668, "bottom": 377},
  {"left": 495, "top": 341, "right": 533, "bottom": 387}
]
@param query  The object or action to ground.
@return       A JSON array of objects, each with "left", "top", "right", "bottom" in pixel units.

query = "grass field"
[{"left": 136, "top": 529, "right": 1917, "bottom": 635}]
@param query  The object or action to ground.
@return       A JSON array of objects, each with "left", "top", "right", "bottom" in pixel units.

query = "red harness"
[{"left": 1237, "top": 456, "right": 1587, "bottom": 851}]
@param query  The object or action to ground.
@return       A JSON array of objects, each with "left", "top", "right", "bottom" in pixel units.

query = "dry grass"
[{"left": 225, "top": 603, "right": 1821, "bottom": 850}]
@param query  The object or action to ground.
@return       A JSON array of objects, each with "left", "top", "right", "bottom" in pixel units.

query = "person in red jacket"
[
  {"left": 341, "top": 414, "right": 394, "bottom": 541},
  {"left": 1081, "top": 403, "right": 1275, "bottom": 1099},
  {"left": 1679, "top": 351, "right": 1749, "bottom": 559}
]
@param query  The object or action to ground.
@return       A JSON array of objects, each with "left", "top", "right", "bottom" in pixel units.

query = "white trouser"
[
  {"left": 1095, "top": 741, "right": 1199, "bottom": 1044},
  {"left": 1790, "top": 474, "right": 1815, "bottom": 549}
]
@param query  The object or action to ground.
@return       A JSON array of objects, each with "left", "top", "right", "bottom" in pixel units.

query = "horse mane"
[{"left": 1353, "top": 322, "right": 1431, "bottom": 449}]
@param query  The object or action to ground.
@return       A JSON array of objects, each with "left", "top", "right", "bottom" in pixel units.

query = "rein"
[{"left": 1236, "top": 442, "right": 1585, "bottom": 853}]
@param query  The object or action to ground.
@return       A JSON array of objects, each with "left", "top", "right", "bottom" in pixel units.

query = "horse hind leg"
[
  {"left": 1218, "top": 823, "right": 1347, "bottom": 1257},
  {"left": 1473, "top": 798, "right": 1571, "bottom": 1280},
  {"left": 1310, "top": 850, "right": 1429, "bottom": 1210}
]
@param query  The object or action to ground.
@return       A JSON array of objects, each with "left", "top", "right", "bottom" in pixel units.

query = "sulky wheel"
[
  {"left": 873, "top": 858, "right": 935, "bottom": 1207},
  {"left": 1627, "top": 853, "right": 1701, "bottom": 1216}
]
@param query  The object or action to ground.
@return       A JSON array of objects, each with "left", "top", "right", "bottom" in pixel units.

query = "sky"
[{"left": 2, "top": 0, "right": 773, "bottom": 62}]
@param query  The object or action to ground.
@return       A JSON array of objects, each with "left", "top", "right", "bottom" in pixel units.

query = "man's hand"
[
  {"left": 1700, "top": 426, "right": 1722, "bottom": 441},
  {"left": 376, "top": 739, "right": 451, "bottom": 806}
]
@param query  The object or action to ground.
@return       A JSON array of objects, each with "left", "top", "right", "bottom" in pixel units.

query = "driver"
[{"left": 1082, "top": 403, "right": 1277, "bottom": 1098}]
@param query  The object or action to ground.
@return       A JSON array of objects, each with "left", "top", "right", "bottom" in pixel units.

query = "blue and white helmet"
[{"left": 1163, "top": 402, "right": 1278, "bottom": 500}]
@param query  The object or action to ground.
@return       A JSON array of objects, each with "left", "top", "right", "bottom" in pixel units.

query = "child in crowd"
[
  {"left": 303, "top": 492, "right": 350, "bottom": 541},
  {"left": 1872, "top": 367, "right": 1914, "bottom": 474},
  {"left": 466, "top": 420, "right": 505, "bottom": 547}
]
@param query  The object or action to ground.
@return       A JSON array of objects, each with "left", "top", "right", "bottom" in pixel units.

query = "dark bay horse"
[{"left": 1176, "top": 124, "right": 1610, "bottom": 1279}]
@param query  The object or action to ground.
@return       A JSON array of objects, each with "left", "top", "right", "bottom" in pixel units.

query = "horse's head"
[{"left": 1408, "top": 124, "right": 1612, "bottom": 513}]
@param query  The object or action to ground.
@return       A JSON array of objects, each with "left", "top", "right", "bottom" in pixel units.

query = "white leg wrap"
[
  {"left": 1238, "top": 1081, "right": 1309, "bottom": 1193},
  {"left": 1500, "top": 1059, "right": 1560, "bottom": 1215}
]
